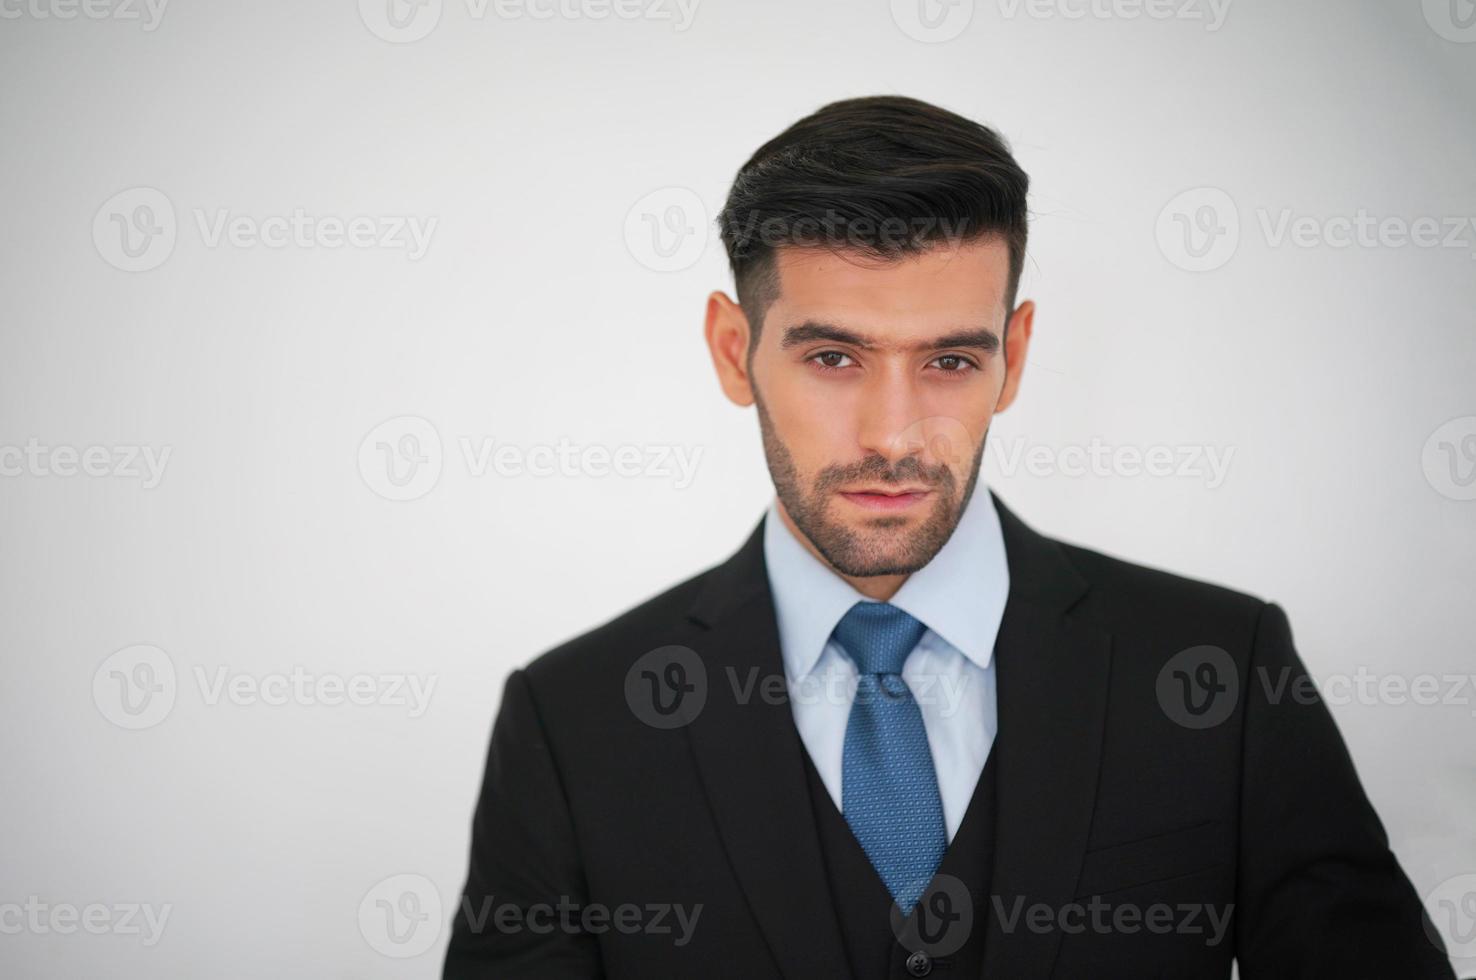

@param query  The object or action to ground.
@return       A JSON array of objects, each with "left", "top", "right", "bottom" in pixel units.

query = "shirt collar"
[{"left": 763, "top": 485, "right": 1011, "bottom": 682}]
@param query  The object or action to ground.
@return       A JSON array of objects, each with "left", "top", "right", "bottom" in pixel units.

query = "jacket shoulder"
[
  {"left": 1066, "top": 538, "right": 1264, "bottom": 604},
  {"left": 520, "top": 561, "right": 715, "bottom": 690},
  {"left": 1055, "top": 536, "right": 1271, "bottom": 643}
]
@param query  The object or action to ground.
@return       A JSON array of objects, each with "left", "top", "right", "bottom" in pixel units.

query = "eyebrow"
[{"left": 779, "top": 320, "right": 1001, "bottom": 354}]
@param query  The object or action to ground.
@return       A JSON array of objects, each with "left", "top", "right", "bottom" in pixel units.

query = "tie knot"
[{"left": 832, "top": 601, "right": 927, "bottom": 676}]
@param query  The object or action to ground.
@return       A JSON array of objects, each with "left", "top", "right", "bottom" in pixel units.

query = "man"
[{"left": 444, "top": 95, "right": 1453, "bottom": 978}]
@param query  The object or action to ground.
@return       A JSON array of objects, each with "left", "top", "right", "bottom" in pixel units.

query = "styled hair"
[{"left": 716, "top": 95, "right": 1030, "bottom": 344}]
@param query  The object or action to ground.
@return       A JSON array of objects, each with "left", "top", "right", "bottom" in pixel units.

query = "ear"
[
  {"left": 705, "top": 290, "right": 755, "bottom": 407},
  {"left": 994, "top": 299, "right": 1035, "bottom": 414}
]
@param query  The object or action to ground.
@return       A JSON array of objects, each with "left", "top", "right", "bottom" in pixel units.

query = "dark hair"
[{"left": 717, "top": 95, "right": 1030, "bottom": 345}]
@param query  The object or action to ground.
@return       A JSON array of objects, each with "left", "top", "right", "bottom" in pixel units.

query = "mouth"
[{"left": 836, "top": 486, "right": 934, "bottom": 512}]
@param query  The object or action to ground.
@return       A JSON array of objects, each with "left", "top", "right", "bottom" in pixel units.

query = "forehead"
[{"left": 768, "top": 237, "right": 1011, "bottom": 332}]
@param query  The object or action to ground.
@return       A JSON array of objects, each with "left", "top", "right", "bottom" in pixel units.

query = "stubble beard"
[{"left": 754, "top": 393, "right": 987, "bottom": 578}]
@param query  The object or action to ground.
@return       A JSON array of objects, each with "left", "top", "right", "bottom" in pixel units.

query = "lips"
[
  {"left": 843, "top": 486, "right": 930, "bottom": 496},
  {"left": 837, "top": 487, "right": 933, "bottom": 512}
]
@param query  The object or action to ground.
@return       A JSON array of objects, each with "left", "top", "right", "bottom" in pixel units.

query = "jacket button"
[{"left": 905, "top": 950, "right": 932, "bottom": 977}]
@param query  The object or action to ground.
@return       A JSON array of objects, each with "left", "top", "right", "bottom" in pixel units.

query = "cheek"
[
  {"left": 910, "top": 382, "right": 995, "bottom": 457},
  {"left": 902, "top": 412, "right": 987, "bottom": 476},
  {"left": 768, "top": 371, "right": 860, "bottom": 452}
]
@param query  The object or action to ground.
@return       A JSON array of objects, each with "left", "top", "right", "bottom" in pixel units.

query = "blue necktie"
[{"left": 836, "top": 600, "right": 947, "bottom": 915}]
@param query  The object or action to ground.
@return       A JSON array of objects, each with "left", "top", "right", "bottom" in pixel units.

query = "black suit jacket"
[{"left": 444, "top": 493, "right": 1453, "bottom": 978}]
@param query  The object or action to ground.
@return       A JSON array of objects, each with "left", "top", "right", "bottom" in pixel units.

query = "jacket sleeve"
[
  {"left": 1233, "top": 601, "right": 1454, "bottom": 977},
  {"left": 443, "top": 668, "right": 604, "bottom": 979}
]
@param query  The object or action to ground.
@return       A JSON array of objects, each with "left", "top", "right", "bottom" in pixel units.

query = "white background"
[{"left": 1, "top": 0, "right": 1473, "bottom": 975}]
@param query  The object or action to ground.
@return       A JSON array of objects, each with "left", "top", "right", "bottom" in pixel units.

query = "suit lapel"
[
  {"left": 982, "top": 494, "right": 1113, "bottom": 978},
  {"left": 680, "top": 497, "right": 1111, "bottom": 979},
  {"left": 682, "top": 517, "right": 852, "bottom": 980}
]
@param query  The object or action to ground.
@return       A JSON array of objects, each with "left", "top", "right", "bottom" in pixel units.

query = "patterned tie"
[{"left": 835, "top": 600, "right": 947, "bottom": 915}]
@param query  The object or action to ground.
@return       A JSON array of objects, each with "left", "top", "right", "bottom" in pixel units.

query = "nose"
[{"left": 854, "top": 364, "right": 926, "bottom": 468}]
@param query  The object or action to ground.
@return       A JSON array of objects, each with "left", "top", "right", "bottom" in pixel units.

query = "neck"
[{"left": 774, "top": 499, "right": 909, "bottom": 602}]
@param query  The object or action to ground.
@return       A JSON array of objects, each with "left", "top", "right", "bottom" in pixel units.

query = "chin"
[{"left": 820, "top": 533, "right": 935, "bottom": 578}]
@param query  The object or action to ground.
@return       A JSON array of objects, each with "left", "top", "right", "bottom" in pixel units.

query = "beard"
[{"left": 754, "top": 393, "right": 987, "bottom": 578}]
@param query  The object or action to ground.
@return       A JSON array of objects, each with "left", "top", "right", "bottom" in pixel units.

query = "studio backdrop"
[{"left": 1, "top": 0, "right": 1473, "bottom": 976}]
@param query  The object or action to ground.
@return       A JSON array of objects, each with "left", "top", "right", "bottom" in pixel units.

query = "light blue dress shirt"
[{"left": 762, "top": 487, "right": 1010, "bottom": 842}]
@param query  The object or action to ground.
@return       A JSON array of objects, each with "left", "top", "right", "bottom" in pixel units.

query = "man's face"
[{"left": 720, "top": 237, "right": 1031, "bottom": 579}]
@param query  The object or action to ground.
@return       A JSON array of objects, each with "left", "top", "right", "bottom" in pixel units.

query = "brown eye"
[
  {"left": 932, "top": 355, "right": 974, "bottom": 373},
  {"left": 810, "top": 351, "right": 855, "bottom": 371}
]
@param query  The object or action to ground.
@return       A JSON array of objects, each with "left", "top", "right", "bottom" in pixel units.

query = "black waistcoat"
[{"left": 800, "top": 746, "right": 999, "bottom": 979}]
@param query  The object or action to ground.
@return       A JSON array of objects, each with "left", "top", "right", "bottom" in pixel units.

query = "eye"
[
  {"left": 808, "top": 350, "right": 855, "bottom": 372},
  {"left": 929, "top": 354, "right": 979, "bottom": 375},
  {"left": 932, "top": 352, "right": 980, "bottom": 374}
]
